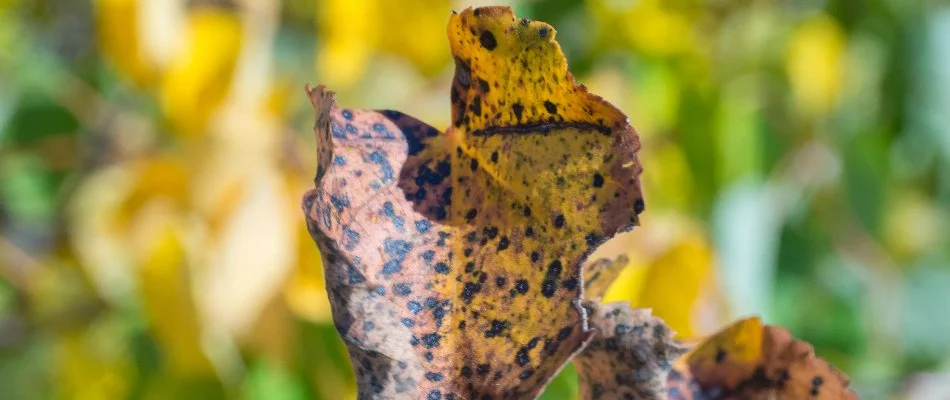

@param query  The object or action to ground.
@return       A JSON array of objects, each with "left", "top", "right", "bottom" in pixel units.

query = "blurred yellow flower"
[
  {"left": 786, "top": 14, "right": 846, "bottom": 117},
  {"left": 56, "top": 324, "right": 133, "bottom": 400},
  {"left": 137, "top": 221, "right": 216, "bottom": 376},
  {"left": 588, "top": 0, "right": 697, "bottom": 57},
  {"left": 602, "top": 217, "right": 716, "bottom": 338},
  {"left": 159, "top": 8, "right": 243, "bottom": 136},
  {"left": 316, "top": 0, "right": 451, "bottom": 88},
  {"left": 94, "top": 0, "right": 157, "bottom": 87},
  {"left": 94, "top": 0, "right": 242, "bottom": 136}
]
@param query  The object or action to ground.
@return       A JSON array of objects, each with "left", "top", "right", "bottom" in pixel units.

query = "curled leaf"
[
  {"left": 667, "top": 317, "right": 859, "bottom": 400},
  {"left": 302, "top": 5, "right": 643, "bottom": 399},
  {"left": 574, "top": 302, "right": 689, "bottom": 400}
]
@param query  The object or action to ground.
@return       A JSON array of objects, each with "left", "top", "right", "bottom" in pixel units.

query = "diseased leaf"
[
  {"left": 666, "top": 317, "right": 859, "bottom": 400},
  {"left": 574, "top": 302, "right": 689, "bottom": 400},
  {"left": 301, "top": 5, "right": 643, "bottom": 399}
]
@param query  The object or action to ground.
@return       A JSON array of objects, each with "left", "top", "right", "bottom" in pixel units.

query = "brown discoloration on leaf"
[
  {"left": 574, "top": 302, "right": 689, "bottom": 400},
  {"left": 301, "top": 5, "right": 644, "bottom": 399},
  {"left": 666, "top": 318, "right": 859, "bottom": 400}
]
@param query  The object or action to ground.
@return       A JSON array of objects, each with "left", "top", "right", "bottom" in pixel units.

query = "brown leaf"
[
  {"left": 574, "top": 302, "right": 689, "bottom": 400},
  {"left": 301, "top": 5, "right": 644, "bottom": 399},
  {"left": 666, "top": 317, "right": 859, "bottom": 400}
]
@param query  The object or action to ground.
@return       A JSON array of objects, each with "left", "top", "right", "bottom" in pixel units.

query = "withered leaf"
[
  {"left": 666, "top": 317, "right": 859, "bottom": 400},
  {"left": 302, "top": 5, "right": 643, "bottom": 399},
  {"left": 574, "top": 302, "right": 689, "bottom": 400}
]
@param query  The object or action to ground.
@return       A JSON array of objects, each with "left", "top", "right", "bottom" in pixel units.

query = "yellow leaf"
[
  {"left": 159, "top": 7, "right": 243, "bottom": 136},
  {"left": 55, "top": 318, "right": 133, "bottom": 400},
  {"left": 93, "top": 0, "right": 157, "bottom": 87},
  {"left": 137, "top": 220, "right": 215, "bottom": 376},
  {"left": 786, "top": 14, "right": 846, "bottom": 117}
]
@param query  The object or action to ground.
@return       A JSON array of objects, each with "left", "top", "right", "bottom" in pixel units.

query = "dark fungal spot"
[
  {"left": 465, "top": 261, "right": 475, "bottom": 273},
  {"left": 455, "top": 57, "right": 471, "bottom": 87},
  {"left": 471, "top": 95, "right": 481, "bottom": 116},
  {"left": 422, "top": 333, "right": 441, "bottom": 348},
  {"left": 415, "top": 219, "right": 431, "bottom": 233},
  {"left": 465, "top": 208, "right": 478, "bottom": 221},
  {"left": 520, "top": 18, "right": 530, "bottom": 27},
  {"left": 634, "top": 198, "right": 646, "bottom": 215},
  {"left": 811, "top": 376, "right": 824, "bottom": 396},
  {"left": 479, "top": 30, "right": 497, "bottom": 50},
  {"left": 585, "top": 232, "right": 601, "bottom": 247},
  {"left": 527, "top": 337, "right": 540, "bottom": 349},
  {"left": 461, "top": 366, "right": 473, "bottom": 378},
  {"left": 464, "top": 248, "right": 473, "bottom": 257},
  {"left": 497, "top": 237, "right": 510, "bottom": 251},
  {"left": 476, "top": 364, "right": 490, "bottom": 375},
  {"left": 461, "top": 282, "right": 482, "bottom": 302},
  {"left": 434, "top": 262, "right": 450, "bottom": 274},
  {"left": 408, "top": 301, "right": 423, "bottom": 314},
  {"left": 490, "top": 151, "right": 498, "bottom": 163},
  {"left": 525, "top": 226, "right": 535, "bottom": 237},
  {"left": 478, "top": 78, "right": 490, "bottom": 92},
  {"left": 394, "top": 283, "right": 412, "bottom": 296},
  {"left": 483, "top": 226, "right": 498, "bottom": 239},
  {"left": 515, "top": 347, "right": 531, "bottom": 366},
  {"left": 341, "top": 109, "right": 353, "bottom": 120},
  {"left": 554, "top": 214, "right": 565, "bottom": 228},
  {"left": 543, "top": 100, "right": 557, "bottom": 114},
  {"left": 777, "top": 368, "right": 790, "bottom": 386},
  {"left": 530, "top": 251, "right": 540, "bottom": 263},
  {"left": 495, "top": 276, "right": 506, "bottom": 287},
  {"left": 428, "top": 390, "right": 442, "bottom": 400},
  {"left": 484, "top": 319, "right": 510, "bottom": 338},
  {"left": 593, "top": 173, "right": 604, "bottom": 188},
  {"left": 512, "top": 103, "right": 524, "bottom": 120},
  {"left": 541, "top": 260, "right": 563, "bottom": 298},
  {"left": 523, "top": 206, "right": 532, "bottom": 217},
  {"left": 470, "top": 158, "right": 478, "bottom": 171},
  {"left": 519, "top": 369, "right": 534, "bottom": 380},
  {"left": 562, "top": 278, "right": 578, "bottom": 290},
  {"left": 557, "top": 326, "right": 572, "bottom": 340},
  {"left": 714, "top": 347, "right": 726, "bottom": 364},
  {"left": 515, "top": 279, "right": 529, "bottom": 294},
  {"left": 426, "top": 372, "right": 443, "bottom": 382},
  {"left": 538, "top": 27, "right": 549, "bottom": 38}
]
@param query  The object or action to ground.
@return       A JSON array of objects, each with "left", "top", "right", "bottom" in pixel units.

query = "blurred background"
[{"left": 1, "top": 0, "right": 949, "bottom": 398}]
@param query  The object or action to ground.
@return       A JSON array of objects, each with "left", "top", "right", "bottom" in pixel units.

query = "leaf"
[
  {"left": 666, "top": 317, "right": 859, "bottom": 400},
  {"left": 573, "top": 302, "right": 688, "bottom": 400},
  {"left": 583, "top": 255, "right": 629, "bottom": 302},
  {"left": 301, "top": 5, "right": 644, "bottom": 399}
]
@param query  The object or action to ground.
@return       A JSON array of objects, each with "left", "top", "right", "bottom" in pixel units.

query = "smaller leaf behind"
[
  {"left": 574, "top": 302, "right": 689, "bottom": 400},
  {"left": 666, "top": 317, "right": 859, "bottom": 400}
]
